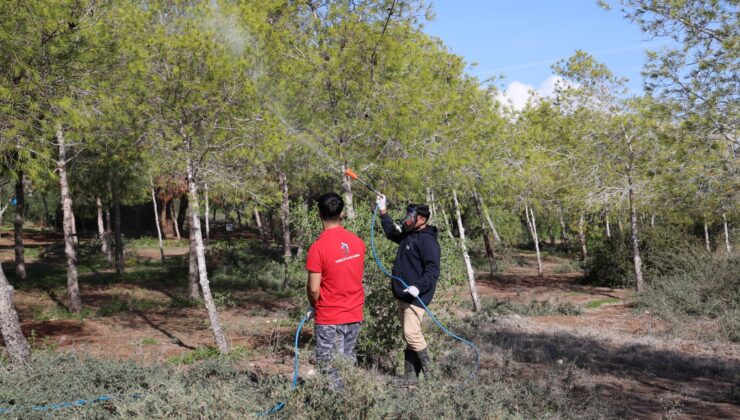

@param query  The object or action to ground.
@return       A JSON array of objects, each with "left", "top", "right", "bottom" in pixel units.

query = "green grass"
[
  {"left": 584, "top": 298, "right": 620, "bottom": 309},
  {"left": 167, "top": 346, "right": 248, "bottom": 365},
  {"left": 141, "top": 337, "right": 158, "bottom": 346}
]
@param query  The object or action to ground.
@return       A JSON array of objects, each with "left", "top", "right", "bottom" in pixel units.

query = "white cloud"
[{"left": 497, "top": 76, "right": 574, "bottom": 111}]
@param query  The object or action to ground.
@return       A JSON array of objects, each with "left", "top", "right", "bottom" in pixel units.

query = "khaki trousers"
[{"left": 397, "top": 301, "right": 427, "bottom": 351}]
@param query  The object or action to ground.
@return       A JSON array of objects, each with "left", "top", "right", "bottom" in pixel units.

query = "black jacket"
[{"left": 380, "top": 213, "right": 441, "bottom": 307}]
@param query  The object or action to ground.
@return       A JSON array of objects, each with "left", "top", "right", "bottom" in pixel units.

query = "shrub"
[
  {"left": 635, "top": 255, "right": 740, "bottom": 342},
  {"left": 584, "top": 225, "right": 705, "bottom": 288}
]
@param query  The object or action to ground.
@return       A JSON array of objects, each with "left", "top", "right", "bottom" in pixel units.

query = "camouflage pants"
[{"left": 314, "top": 322, "right": 362, "bottom": 390}]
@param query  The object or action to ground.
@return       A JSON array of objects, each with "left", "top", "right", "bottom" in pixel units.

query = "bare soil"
[{"left": 1, "top": 232, "right": 738, "bottom": 419}]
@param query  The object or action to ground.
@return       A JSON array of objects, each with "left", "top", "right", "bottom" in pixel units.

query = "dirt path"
[
  {"left": 3, "top": 240, "right": 738, "bottom": 418},
  {"left": 475, "top": 252, "right": 740, "bottom": 419}
]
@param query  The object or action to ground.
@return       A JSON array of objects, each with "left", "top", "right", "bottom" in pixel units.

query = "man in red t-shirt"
[{"left": 305, "top": 192, "right": 366, "bottom": 391}]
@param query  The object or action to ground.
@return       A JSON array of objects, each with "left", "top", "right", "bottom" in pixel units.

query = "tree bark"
[
  {"left": 704, "top": 222, "right": 711, "bottom": 253},
  {"left": 429, "top": 189, "right": 438, "bottom": 225},
  {"left": 525, "top": 204, "right": 544, "bottom": 277},
  {"left": 97, "top": 197, "right": 113, "bottom": 264},
  {"left": 150, "top": 186, "right": 165, "bottom": 263},
  {"left": 340, "top": 164, "right": 355, "bottom": 219},
  {"left": 472, "top": 190, "right": 496, "bottom": 275},
  {"left": 112, "top": 182, "right": 124, "bottom": 275},
  {"left": 41, "top": 194, "right": 50, "bottom": 232},
  {"left": 723, "top": 213, "right": 732, "bottom": 253},
  {"left": 204, "top": 183, "right": 210, "bottom": 245},
  {"left": 57, "top": 127, "right": 82, "bottom": 312},
  {"left": 578, "top": 213, "right": 588, "bottom": 261},
  {"left": 254, "top": 207, "right": 268, "bottom": 244},
  {"left": 278, "top": 171, "right": 291, "bottom": 259},
  {"left": 558, "top": 210, "right": 570, "bottom": 248},
  {"left": 0, "top": 262, "right": 31, "bottom": 365},
  {"left": 452, "top": 190, "right": 480, "bottom": 312},
  {"left": 172, "top": 199, "right": 182, "bottom": 240},
  {"left": 483, "top": 205, "right": 502, "bottom": 243},
  {"left": 186, "top": 154, "right": 229, "bottom": 353},
  {"left": 618, "top": 217, "right": 624, "bottom": 234},
  {"left": 188, "top": 210, "right": 201, "bottom": 301},
  {"left": 13, "top": 173, "right": 26, "bottom": 280},
  {"left": 628, "top": 181, "right": 644, "bottom": 292},
  {"left": 605, "top": 214, "right": 612, "bottom": 238},
  {"left": 650, "top": 214, "right": 656, "bottom": 228},
  {"left": 438, "top": 203, "right": 455, "bottom": 239}
]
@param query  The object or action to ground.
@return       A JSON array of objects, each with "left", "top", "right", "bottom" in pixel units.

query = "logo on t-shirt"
[{"left": 341, "top": 242, "right": 349, "bottom": 255}]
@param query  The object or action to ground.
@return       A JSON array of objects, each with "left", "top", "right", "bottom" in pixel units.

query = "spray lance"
[{"left": 343, "top": 168, "right": 418, "bottom": 233}]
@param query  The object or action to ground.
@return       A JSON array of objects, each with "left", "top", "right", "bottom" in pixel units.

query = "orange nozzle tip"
[{"left": 344, "top": 168, "right": 358, "bottom": 179}]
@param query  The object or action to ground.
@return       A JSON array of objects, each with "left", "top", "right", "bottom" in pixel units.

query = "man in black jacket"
[{"left": 376, "top": 195, "right": 440, "bottom": 386}]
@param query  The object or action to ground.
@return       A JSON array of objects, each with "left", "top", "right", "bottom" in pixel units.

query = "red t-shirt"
[{"left": 305, "top": 226, "right": 366, "bottom": 325}]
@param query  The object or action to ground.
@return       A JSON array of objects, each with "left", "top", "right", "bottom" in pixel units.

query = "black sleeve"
[
  {"left": 412, "top": 236, "right": 441, "bottom": 293},
  {"left": 380, "top": 212, "right": 403, "bottom": 244}
]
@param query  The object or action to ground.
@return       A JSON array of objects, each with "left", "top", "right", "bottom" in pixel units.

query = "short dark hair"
[
  {"left": 413, "top": 204, "right": 430, "bottom": 219},
  {"left": 318, "top": 192, "right": 344, "bottom": 221}
]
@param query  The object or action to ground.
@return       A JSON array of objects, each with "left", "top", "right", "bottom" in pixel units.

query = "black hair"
[
  {"left": 409, "top": 204, "right": 430, "bottom": 219},
  {"left": 318, "top": 192, "right": 344, "bottom": 221},
  {"left": 416, "top": 204, "right": 430, "bottom": 219}
]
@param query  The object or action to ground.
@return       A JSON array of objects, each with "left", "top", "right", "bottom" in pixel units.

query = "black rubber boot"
[
  {"left": 392, "top": 349, "right": 420, "bottom": 387},
  {"left": 417, "top": 347, "right": 432, "bottom": 380}
]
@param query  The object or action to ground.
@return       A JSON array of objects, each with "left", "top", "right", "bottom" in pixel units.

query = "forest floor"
[{"left": 1, "top": 231, "right": 738, "bottom": 419}]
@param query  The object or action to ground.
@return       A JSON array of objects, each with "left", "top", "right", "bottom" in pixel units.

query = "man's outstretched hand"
[{"left": 375, "top": 194, "right": 387, "bottom": 213}]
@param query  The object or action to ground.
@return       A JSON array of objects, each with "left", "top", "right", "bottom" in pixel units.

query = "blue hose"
[
  {"left": 370, "top": 206, "right": 480, "bottom": 385},
  {"left": 255, "top": 315, "right": 308, "bottom": 416}
]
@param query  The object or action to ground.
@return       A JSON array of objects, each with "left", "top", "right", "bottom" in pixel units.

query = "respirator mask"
[{"left": 395, "top": 204, "right": 420, "bottom": 233}]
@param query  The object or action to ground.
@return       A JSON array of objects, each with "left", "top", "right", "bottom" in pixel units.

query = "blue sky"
[{"left": 422, "top": 1, "right": 672, "bottom": 107}]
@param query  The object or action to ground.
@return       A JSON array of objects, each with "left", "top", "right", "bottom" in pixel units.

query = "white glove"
[
  {"left": 375, "top": 194, "right": 387, "bottom": 211},
  {"left": 403, "top": 286, "right": 420, "bottom": 298},
  {"left": 306, "top": 305, "right": 315, "bottom": 320}
]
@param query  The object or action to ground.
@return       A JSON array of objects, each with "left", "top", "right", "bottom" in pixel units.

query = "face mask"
[{"left": 400, "top": 205, "right": 419, "bottom": 233}]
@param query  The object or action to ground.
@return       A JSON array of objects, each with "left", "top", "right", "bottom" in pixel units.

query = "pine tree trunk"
[
  {"left": 723, "top": 213, "right": 732, "bottom": 253},
  {"left": 472, "top": 190, "right": 496, "bottom": 275},
  {"left": 340, "top": 164, "right": 355, "bottom": 219},
  {"left": 618, "top": 218, "right": 624, "bottom": 234},
  {"left": 452, "top": 190, "right": 480, "bottom": 312},
  {"left": 525, "top": 204, "right": 544, "bottom": 277},
  {"left": 97, "top": 197, "right": 113, "bottom": 264},
  {"left": 558, "top": 210, "right": 570, "bottom": 248},
  {"left": 188, "top": 210, "right": 201, "bottom": 301},
  {"left": 628, "top": 181, "right": 644, "bottom": 292},
  {"left": 605, "top": 214, "right": 611, "bottom": 238},
  {"left": 186, "top": 154, "right": 229, "bottom": 353},
  {"left": 254, "top": 207, "right": 268, "bottom": 244},
  {"left": 295, "top": 200, "right": 308, "bottom": 259},
  {"left": 172, "top": 199, "right": 182, "bottom": 240},
  {"left": 429, "top": 189, "right": 438, "bottom": 225},
  {"left": 482, "top": 205, "right": 502, "bottom": 243},
  {"left": 651, "top": 214, "right": 656, "bottom": 228},
  {"left": 204, "top": 183, "right": 210, "bottom": 246},
  {"left": 578, "top": 213, "right": 588, "bottom": 261},
  {"left": 112, "top": 183, "right": 124, "bottom": 275},
  {"left": 438, "top": 204, "right": 455, "bottom": 239},
  {"left": 278, "top": 171, "right": 291, "bottom": 261},
  {"left": 150, "top": 186, "right": 165, "bottom": 263},
  {"left": 0, "top": 262, "right": 31, "bottom": 365},
  {"left": 704, "top": 222, "right": 711, "bottom": 252},
  {"left": 57, "top": 127, "right": 82, "bottom": 312},
  {"left": 13, "top": 172, "right": 26, "bottom": 280}
]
